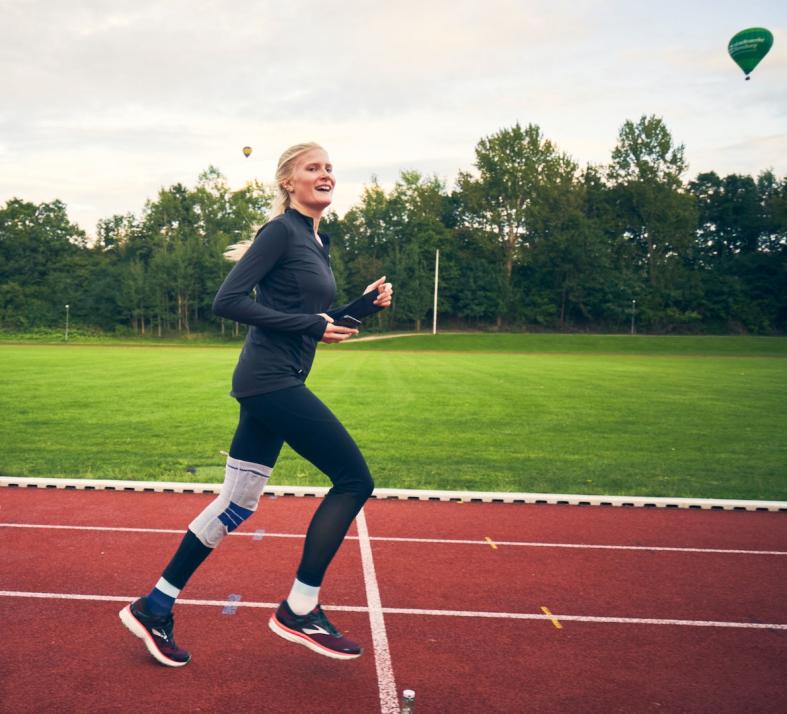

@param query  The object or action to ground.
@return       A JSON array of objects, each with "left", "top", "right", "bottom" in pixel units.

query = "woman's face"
[{"left": 286, "top": 148, "right": 335, "bottom": 214}]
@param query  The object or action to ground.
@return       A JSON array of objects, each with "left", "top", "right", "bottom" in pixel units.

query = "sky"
[{"left": 2, "top": 0, "right": 786, "bottom": 237}]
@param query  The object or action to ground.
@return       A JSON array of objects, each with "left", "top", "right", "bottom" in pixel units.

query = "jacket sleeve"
[
  {"left": 326, "top": 289, "right": 383, "bottom": 322},
  {"left": 212, "top": 221, "right": 327, "bottom": 338}
]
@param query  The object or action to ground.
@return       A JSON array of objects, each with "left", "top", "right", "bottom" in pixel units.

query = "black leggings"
[{"left": 230, "top": 384, "right": 374, "bottom": 587}]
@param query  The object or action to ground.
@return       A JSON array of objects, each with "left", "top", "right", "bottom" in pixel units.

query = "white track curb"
[{"left": 1, "top": 476, "right": 785, "bottom": 512}]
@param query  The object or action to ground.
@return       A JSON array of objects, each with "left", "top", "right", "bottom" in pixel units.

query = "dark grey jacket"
[{"left": 213, "top": 208, "right": 380, "bottom": 397}]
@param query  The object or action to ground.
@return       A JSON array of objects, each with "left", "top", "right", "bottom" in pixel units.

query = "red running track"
[{"left": 0, "top": 487, "right": 786, "bottom": 713}]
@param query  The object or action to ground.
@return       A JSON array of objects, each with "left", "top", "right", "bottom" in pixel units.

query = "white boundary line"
[
  {"left": 379, "top": 607, "right": 787, "bottom": 630},
  {"left": 2, "top": 522, "right": 785, "bottom": 556},
  {"left": 365, "top": 535, "right": 787, "bottom": 556},
  {"left": 2, "top": 476, "right": 785, "bottom": 512},
  {"left": 1, "top": 590, "right": 785, "bottom": 631},
  {"left": 0, "top": 523, "right": 302, "bottom": 539},
  {"left": 356, "top": 508, "right": 399, "bottom": 714}
]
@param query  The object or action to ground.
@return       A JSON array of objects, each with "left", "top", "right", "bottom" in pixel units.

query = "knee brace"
[{"left": 188, "top": 455, "right": 271, "bottom": 548}]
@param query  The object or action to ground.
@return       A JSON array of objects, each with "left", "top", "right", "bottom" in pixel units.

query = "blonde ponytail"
[{"left": 223, "top": 141, "right": 325, "bottom": 262}]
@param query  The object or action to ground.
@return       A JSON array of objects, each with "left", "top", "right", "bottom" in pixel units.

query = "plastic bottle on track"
[{"left": 400, "top": 689, "right": 415, "bottom": 713}]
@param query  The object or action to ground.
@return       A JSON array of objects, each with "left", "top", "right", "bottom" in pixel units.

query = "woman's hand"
[
  {"left": 318, "top": 313, "right": 358, "bottom": 344},
  {"left": 365, "top": 276, "right": 394, "bottom": 309}
]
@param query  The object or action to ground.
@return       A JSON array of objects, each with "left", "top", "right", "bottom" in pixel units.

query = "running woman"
[{"left": 119, "top": 142, "right": 393, "bottom": 666}]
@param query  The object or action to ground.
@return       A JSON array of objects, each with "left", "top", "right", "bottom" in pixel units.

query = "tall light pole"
[
  {"left": 65, "top": 304, "right": 70, "bottom": 342},
  {"left": 432, "top": 249, "right": 440, "bottom": 335},
  {"left": 630, "top": 299, "right": 636, "bottom": 336}
]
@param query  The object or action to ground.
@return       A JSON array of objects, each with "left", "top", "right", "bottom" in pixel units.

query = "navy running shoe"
[
  {"left": 119, "top": 598, "right": 191, "bottom": 667},
  {"left": 268, "top": 600, "right": 362, "bottom": 660}
]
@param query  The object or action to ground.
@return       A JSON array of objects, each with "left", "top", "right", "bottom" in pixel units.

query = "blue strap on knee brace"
[{"left": 218, "top": 502, "right": 254, "bottom": 533}]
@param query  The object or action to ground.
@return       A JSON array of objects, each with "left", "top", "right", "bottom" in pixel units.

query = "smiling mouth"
[{"left": 316, "top": 185, "right": 332, "bottom": 192}]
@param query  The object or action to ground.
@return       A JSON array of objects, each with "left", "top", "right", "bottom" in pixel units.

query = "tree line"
[{"left": 1, "top": 115, "right": 785, "bottom": 335}]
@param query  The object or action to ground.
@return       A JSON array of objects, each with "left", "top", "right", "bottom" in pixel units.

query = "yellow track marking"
[
  {"left": 484, "top": 536, "right": 498, "bottom": 550},
  {"left": 541, "top": 606, "right": 563, "bottom": 629}
]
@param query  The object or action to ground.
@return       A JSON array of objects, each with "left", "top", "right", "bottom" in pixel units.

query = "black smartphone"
[{"left": 334, "top": 315, "right": 362, "bottom": 328}]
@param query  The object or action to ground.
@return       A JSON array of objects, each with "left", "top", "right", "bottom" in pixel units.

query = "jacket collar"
[{"left": 286, "top": 207, "right": 330, "bottom": 247}]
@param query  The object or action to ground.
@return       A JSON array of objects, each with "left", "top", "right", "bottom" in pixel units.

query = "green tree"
[
  {"left": 384, "top": 172, "right": 451, "bottom": 330},
  {"left": 192, "top": 167, "right": 272, "bottom": 330},
  {"left": 523, "top": 166, "right": 618, "bottom": 328},
  {"left": 690, "top": 170, "right": 787, "bottom": 332},
  {"left": 457, "top": 123, "right": 577, "bottom": 325},
  {"left": 94, "top": 213, "right": 147, "bottom": 331},
  {"left": 0, "top": 198, "right": 86, "bottom": 328},
  {"left": 338, "top": 181, "right": 393, "bottom": 327},
  {"left": 607, "top": 115, "right": 695, "bottom": 286},
  {"left": 607, "top": 115, "right": 698, "bottom": 329},
  {"left": 337, "top": 173, "right": 452, "bottom": 331},
  {"left": 689, "top": 172, "right": 762, "bottom": 260},
  {"left": 132, "top": 169, "right": 272, "bottom": 335},
  {"left": 441, "top": 219, "right": 503, "bottom": 324},
  {"left": 320, "top": 209, "right": 351, "bottom": 309}
]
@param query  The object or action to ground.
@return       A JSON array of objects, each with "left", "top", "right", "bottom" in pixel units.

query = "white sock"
[{"left": 286, "top": 578, "right": 320, "bottom": 615}]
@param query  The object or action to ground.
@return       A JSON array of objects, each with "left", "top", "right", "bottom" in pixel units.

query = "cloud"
[
  {"left": 1, "top": 0, "right": 786, "bottom": 234},
  {"left": 692, "top": 133, "right": 787, "bottom": 177}
]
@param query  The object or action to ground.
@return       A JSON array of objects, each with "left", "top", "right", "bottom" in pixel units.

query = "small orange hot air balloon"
[{"left": 242, "top": 146, "right": 252, "bottom": 158}]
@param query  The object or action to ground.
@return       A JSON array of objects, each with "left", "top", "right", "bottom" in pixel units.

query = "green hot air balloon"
[{"left": 728, "top": 27, "right": 773, "bottom": 80}]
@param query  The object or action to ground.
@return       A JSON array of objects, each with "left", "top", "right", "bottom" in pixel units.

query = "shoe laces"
[
  {"left": 311, "top": 605, "right": 340, "bottom": 637},
  {"left": 151, "top": 613, "right": 177, "bottom": 644}
]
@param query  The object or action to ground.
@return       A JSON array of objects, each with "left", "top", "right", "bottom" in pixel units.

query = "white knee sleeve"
[{"left": 189, "top": 456, "right": 271, "bottom": 548}]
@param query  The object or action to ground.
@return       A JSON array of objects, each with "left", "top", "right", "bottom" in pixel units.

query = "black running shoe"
[
  {"left": 268, "top": 600, "right": 362, "bottom": 660},
  {"left": 119, "top": 598, "right": 191, "bottom": 667}
]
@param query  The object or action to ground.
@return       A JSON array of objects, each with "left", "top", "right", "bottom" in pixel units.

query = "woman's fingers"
[
  {"left": 364, "top": 276, "right": 386, "bottom": 294},
  {"left": 321, "top": 323, "right": 358, "bottom": 344},
  {"left": 373, "top": 282, "right": 393, "bottom": 307}
]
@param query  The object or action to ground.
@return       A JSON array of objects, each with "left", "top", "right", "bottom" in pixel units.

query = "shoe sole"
[
  {"left": 118, "top": 604, "right": 190, "bottom": 668},
  {"left": 268, "top": 614, "right": 362, "bottom": 660}
]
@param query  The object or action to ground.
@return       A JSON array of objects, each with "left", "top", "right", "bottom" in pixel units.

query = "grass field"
[
  {"left": 1, "top": 334, "right": 785, "bottom": 500},
  {"left": 344, "top": 332, "right": 787, "bottom": 356}
]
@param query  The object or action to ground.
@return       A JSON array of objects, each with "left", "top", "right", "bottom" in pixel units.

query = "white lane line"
[
  {"left": 356, "top": 509, "right": 399, "bottom": 714},
  {"left": 379, "top": 607, "right": 787, "bottom": 630},
  {"left": 0, "top": 590, "right": 281, "bottom": 607},
  {"left": 2, "top": 522, "right": 785, "bottom": 556},
  {"left": 1, "top": 523, "right": 186, "bottom": 535},
  {"left": 368, "top": 536, "right": 787, "bottom": 556},
  {"left": 0, "top": 523, "right": 304, "bottom": 538},
  {"left": 1, "top": 589, "right": 785, "bottom": 630}
]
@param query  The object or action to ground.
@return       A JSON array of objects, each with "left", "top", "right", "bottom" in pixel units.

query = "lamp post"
[
  {"left": 432, "top": 249, "right": 439, "bottom": 335},
  {"left": 65, "top": 304, "right": 70, "bottom": 342},
  {"left": 630, "top": 299, "right": 636, "bottom": 336}
]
